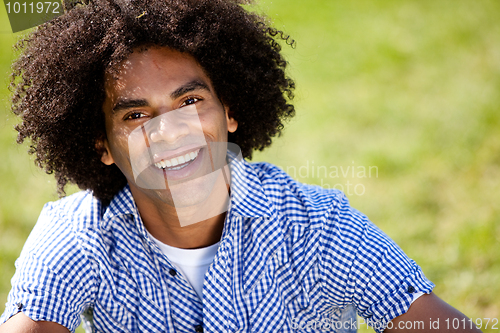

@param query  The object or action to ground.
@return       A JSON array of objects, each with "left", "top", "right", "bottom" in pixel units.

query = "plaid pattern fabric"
[{"left": 1, "top": 156, "right": 434, "bottom": 332}]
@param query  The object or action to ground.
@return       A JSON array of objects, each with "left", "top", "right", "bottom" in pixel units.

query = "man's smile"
[
  {"left": 145, "top": 146, "right": 210, "bottom": 184},
  {"left": 153, "top": 147, "right": 201, "bottom": 170}
]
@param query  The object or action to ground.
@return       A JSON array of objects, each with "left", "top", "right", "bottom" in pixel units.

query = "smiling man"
[
  {"left": 0, "top": 0, "right": 482, "bottom": 333},
  {"left": 100, "top": 47, "right": 237, "bottom": 238}
]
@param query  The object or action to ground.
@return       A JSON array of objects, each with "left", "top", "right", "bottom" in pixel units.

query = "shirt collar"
[
  {"left": 225, "top": 152, "right": 288, "bottom": 293},
  {"left": 100, "top": 185, "right": 148, "bottom": 241},
  {"left": 102, "top": 185, "right": 137, "bottom": 220},
  {"left": 225, "top": 151, "right": 274, "bottom": 219}
]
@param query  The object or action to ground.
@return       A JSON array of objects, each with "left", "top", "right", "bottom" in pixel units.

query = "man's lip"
[
  {"left": 154, "top": 146, "right": 206, "bottom": 182},
  {"left": 152, "top": 144, "right": 206, "bottom": 164}
]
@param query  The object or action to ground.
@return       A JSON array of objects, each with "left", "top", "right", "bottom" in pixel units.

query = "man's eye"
[
  {"left": 181, "top": 97, "right": 200, "bottom": 107},
  {"left": 124, "top": 112, "right": 145, "bottom": 120}
]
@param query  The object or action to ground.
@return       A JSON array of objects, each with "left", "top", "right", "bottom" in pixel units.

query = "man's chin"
[
  {"left": 154, "top": 186, "right": 211, "bottom": 207},
  {"left": 134, "top": 170, "right": 223, "bottom": 202},
  {"left": 153, "top": 169, "right": 230, "bottom": 226}
]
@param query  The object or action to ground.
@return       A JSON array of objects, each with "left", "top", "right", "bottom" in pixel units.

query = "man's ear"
[
  {"left": 225, "top": 108, "right": 238, "bottom": 133},
  {"left": 95, "top": 138, "right": 115, "bottom": 166}
]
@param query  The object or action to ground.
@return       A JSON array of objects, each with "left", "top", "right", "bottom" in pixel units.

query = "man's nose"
[{"left": 149, "top": 112, "right": 190, "bottom": 143}]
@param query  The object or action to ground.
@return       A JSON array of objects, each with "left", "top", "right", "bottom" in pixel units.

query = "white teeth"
[{"left": 154, "top": 148, "right": 200, "bottom": 169}]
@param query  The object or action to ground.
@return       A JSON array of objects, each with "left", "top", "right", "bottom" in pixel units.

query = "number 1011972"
[{"left": 5, "top": 2, "right": 60, "bottom": 14}]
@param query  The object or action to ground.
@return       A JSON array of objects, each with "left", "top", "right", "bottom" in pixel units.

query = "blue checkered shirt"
[{"left": 1, "top": 156, "right": 434, "bottom": 332}]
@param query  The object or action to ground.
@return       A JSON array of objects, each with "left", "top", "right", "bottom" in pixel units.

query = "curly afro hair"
[{"left": 11, "top": 0, "right": 295, "bottom": 204}]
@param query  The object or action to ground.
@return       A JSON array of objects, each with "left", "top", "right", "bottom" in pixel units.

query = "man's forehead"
[
  {"left": 104, "top": 47, "right": 211, "bottom": 97},
  {"left": 109, "top": 47, "right": 203, "bottom": 76}
]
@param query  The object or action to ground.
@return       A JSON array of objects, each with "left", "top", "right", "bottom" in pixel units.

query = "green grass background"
[{"left": 1, "top": 0, "right": 499, "bottom": 332}]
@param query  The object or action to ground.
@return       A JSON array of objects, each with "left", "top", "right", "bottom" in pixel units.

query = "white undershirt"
[
  {"left": 412, "top": 291, "right": 424, "bottom": 303},
  {"left": 147, "top": 231, "right": 219, "bottom": 299}
]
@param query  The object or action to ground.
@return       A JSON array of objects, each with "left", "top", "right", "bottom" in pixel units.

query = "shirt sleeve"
[
  {"left": 320, "top": 192, "right": 435, "bottom": 333},
  {"left": 0, "top": 202, "right": 98, "bottom": 332}
]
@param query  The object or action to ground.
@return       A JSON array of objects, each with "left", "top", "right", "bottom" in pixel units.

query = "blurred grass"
[{"left": 1, "top": 0, "right": 499, "bottom": 332}]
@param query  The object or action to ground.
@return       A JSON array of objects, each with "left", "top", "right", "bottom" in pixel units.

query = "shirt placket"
[{"left": 143, "top": 233, "right": 204, "bottom": 333}]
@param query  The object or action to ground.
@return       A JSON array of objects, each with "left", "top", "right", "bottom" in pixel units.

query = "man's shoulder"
[
  {"left": 16, "top": 190, "right": 105, "bottom": 273},
  {"left": 43, "top": 190, "right": 100, "bottom": 219},
  {"left": 248, "top": 161, "right": 347, "bottom": 222},
  {"left": 36, "top": 190, "right": 106, "bottom": 236},
  {"left": 250, "top": 161, "right": 345, "bottom": 201}
]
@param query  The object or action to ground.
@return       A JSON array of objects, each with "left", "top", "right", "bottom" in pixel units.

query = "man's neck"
[{"left": 128, "top": 184, "right": 228, "bottom": 249}]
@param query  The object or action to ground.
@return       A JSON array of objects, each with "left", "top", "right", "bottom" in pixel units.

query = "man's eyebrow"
[
  {"left": 112, "top": 99, "right": 149, "bottom": 113},
  {"left": 170, "top": 80, "right": 210, "bottom": 100}
]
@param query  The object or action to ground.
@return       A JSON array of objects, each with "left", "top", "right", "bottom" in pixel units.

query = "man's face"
[{"left": 100, "top": 47, "right": 238, "bottom": 208}]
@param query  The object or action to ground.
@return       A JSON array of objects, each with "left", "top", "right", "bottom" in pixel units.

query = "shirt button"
[
  {"left": 16, "top": 302, "right": 23, "bottom": 310},
  {"left": 194, "top": 324, "right": 203, "bottom": 332},
  {"left": 169, "top": 268, "right": 177, "bottom": 277},
  {"left": 407, "top": 285, "right": 415, "bottom": 293}
]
